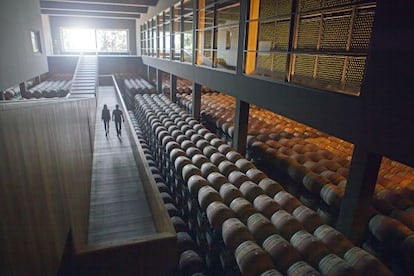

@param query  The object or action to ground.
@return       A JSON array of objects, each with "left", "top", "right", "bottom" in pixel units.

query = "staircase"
[{"left": 69, "top": 55, "right": 98, "bottom": 98}]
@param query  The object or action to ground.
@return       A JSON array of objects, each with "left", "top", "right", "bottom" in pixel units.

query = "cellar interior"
[{"left": 1, "top": 0, "right": 413, "bottom": 275}]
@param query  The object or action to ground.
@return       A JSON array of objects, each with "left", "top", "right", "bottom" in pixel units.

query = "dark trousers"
[
  {"left": 103, "top": 120, "right": 109, "bottom": 133},
  {"left": 115, "top": 120, "right": 122, "bottom": 135}
]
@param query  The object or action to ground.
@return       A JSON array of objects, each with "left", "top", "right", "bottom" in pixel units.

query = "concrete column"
[
  {"left": 156, "top": 69, "right": 163, "bottom": 94},
  {"left": 233, "top": 99, "right": 249, "bottom": 156},
  {"left": 191, "top": 82, "right": 201, "bottom": 120},
  {"left": 170, "top": 74, "right": 177, "bottom": 102},
  {"left": 336, "top": 147, "right": 382, "bottom": 244}
]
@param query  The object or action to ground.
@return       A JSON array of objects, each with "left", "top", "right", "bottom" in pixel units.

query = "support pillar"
[
  {"left": 19, "top": 82, "right": 27, "bottom": 98},
  {"left": 233, "top": 99, "right": 249, "bottom": 156},
  {"left": 170, "top": 74, "right": 177, "bottom": 103},
  {"left": 156, "top": 69, "right": 163, "bottom": 94},
  {"left": 192, "top": 82, "right": 201, "bottom": 120},
  {"left": 336, "top": 147, "right": 382, "bottom": 244}
]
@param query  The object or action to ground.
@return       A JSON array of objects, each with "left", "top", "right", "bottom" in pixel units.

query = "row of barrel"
[
  {"left": 162, "top": 78, "right": 219, "bottom": 95},
  {"left": 175, "top": 91, "right": 414, "bottom": 273},
  {"left": 176, "top": 92, "right": 414, "bottom": 217},
  {"left": 2, "top": 79, "right": 72, "bottom": 100},
  {"left": 24, "top": 80, "right": 72, "bottom": 99},
  {"left": 122, "top": 77, "right": 156, "bottom": 109},
  {"left": 132, "top": 93, "right": 392, "bottom": 275},
  {"left": 178, "top": 93, "right": 324, "bottom": 140},
  {"left": 129, "top": 111, "right": 207, "bottom": 275}
]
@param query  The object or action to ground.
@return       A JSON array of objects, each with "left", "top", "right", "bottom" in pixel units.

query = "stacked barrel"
[
  {"left": 129, "top": 111, "right": 206, "bottom": 275},
  {"left": 122, "top": 77, "right": 156, "bottom": 108},
  {"left": 175, "top": 91, "right": 414, "bottom": 273},
  {"left": 2, "top": 86, "right": 21, "bottom": 100},
  {"left": 131, "top": 93, "right": 392, "bottom": 275},
  {"left": 163, "top": 78, "right": 218, "bottom": 100},
  {"left": 24, "top": 80, "right": 72, "bottom": 99}
]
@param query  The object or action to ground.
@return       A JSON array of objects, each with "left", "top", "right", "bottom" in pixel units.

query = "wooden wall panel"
[{"left": 0, "top": 98, "right": 96, "bottom": 275}]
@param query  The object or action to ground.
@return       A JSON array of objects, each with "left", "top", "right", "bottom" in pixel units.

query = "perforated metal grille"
[
  {"left": 204, "top": 30, "right": 213, "bottom": 49},
  {"left": 277, "top": 0, "right": 292, "bottom": 15},
  {"left": 352, "top": 8, "right": 375, "bottom": 50},
  {"left": 299, "top": 0, "right": 355, "bottom": 13},
  {"left": 260, "top": 0, "right": 277, "bottom": 18},
  {"left": 321, "top": 13, "right": 351, "bottom": 50},
  {"left": 299, "top": 0, "right": 321, "bottom": 13},
  {"left": 274, "top": 20, "right": 290, "bottom": 49},
  {"left": 345, "top": 57, "right": 366, "bottom": 86},
  {"left": 294, "top": 54, "right": 316, "bottom": 77},
  {"left": 259, "top": 22, "right": 275, "bottom": 51},
  {"left": 317, "top": 56, "right": 344, "bottom": 82},
  {"left": 257, "top": 53, "right": 272, "bottom": 71},
  {"left": 297, "top": 16, "right": 321, "bottom": 49},
  {"left": 272, "top": 53, "right": 288, "bottom": 73}
]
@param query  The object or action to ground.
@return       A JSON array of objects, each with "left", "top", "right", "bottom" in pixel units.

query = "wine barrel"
[
  {"left": 290, "top": 230, "right": 330, "bottom": 268},
  {"left": 207, "top": 172, "right": 228, "bottom": 190},
  {"left": 271, "top": 210, "right": 304, "bottom": 240},
  {"left": 235, "top": 158, "right": 256, "bottom": 173},
  {"left": 177, "top": 231, "right": 196, "bottom": 254},
  {"left": 198, "top": 185, "right": 223, "bottom": 211},
  {"left": 318, "top": 254, "right": 358, "bottom": 276},
  {"left": 274, "top": 191, "right": 302, "bottom": 213},
  {"left": 253, "top": 194, "right": 281, "bottom": 219},
  {"left": 287, "top": 261, "right": 320, "bottom": 276},
  {"left": 218, "top": 160, "right": 239, "bottom": 177},
  {"left": 260, "top": 269, "right": 283, "bottom": 276},
  {"left": 313, "top": 225, "right": 354, "bottom": 257},
  {"left": 188, "top": 175, "right": 209, "bottom": 198},
  {"left": 228, "top": 171, "right": 250, "bottom": 188},
  {"left": 240, "top": 181, "right": 265, "bottom": 202},
  {"left": 179, "top": 250, "right": 205, "bottom": 275},
  {"left": 200, "top": 162, "right": 219, "bottom": 178},
  {"left": 219, "top": 183, "right": 243, "bottom": 205},
  {"left": 171, "top": 216, "right": 188, "bottom": 232},
  {"left": 247, "top": 213, "right": 278, "bottom": 245},
  {"left": 206, "top": 201, "right": 235, "bottom": 231},
  {"left": 182, "top": 164, "right": 202, "bottom": 182},
  {"left": 210, "top": 152, "right": 227, "bottom": 166},
  {"left": 246, "top": 168, "right": 268, "bottom": 184},
  {"left": 230, "top": 197, "right": 257, "bottom": 224},
  {"left": 292, "top": 205, "right": 324, "bottom": 233},
  {"left": 344, "top": 247, "right": 393, "bottom": 275},
  {"left": 320, "top": 184, "right": 344, "bottom": 208},
  {"left": 222, "top": 217, "right": 255, "bottom": 253},
  {"left": 235, "top": 240, "right": 275, "bottom": 276},
  {"left": 262, "top": 234, "right": 302, "bottom": 273},
  {"left": 258, "top": 178, "right": 285, "bottom": 198}
]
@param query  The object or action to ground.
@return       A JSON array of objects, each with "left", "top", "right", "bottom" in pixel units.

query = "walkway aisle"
[{"left": 88, "top": 86, "right": 155, "bottom": 246}]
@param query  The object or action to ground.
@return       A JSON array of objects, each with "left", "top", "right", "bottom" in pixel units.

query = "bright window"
[
  {"left": 61, "top": 28, "right": 129, "bottom": 53},
  {"left": 96, "top": 29, "right": 128, "bottom": 52},
  {"left": 61, "top": 28, "right": 96, "bottom": 52}
]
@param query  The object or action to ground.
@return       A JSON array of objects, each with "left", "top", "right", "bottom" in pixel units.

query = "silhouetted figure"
[
  {"left": 112, "top": 104, "right": 125, "bottom": 136},
  {"left": 101, "top": 104, "right": 110, "bottom": 136}
]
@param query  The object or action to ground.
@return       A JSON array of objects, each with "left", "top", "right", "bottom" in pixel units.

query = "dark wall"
[
  {"left": 98, "top": 56, "right": 146, "bottom": 76},
  {"left": 0, "top": 0, "right": 48, "bottom": 91},
  {"left": 49, "top": 16, "right": 137, "bottom": 55}
]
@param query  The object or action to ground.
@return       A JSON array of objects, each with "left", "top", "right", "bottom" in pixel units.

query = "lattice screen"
[
  {"left": 297, "top": 16, "right": 321, "bottom": 49},
  {"left": 320, "top": 12, "right": 351, "bottom": 50}
]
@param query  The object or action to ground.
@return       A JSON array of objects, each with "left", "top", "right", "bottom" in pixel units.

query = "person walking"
[
  {"left": 112, "top": 104, "right": 125, "bottom": 136},
  {"left": 101, "top": 104, "right": 110, "bottom": 136}
]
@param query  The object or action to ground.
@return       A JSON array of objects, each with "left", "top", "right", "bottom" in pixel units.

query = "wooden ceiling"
[{"left": 40, "top": 0, "right": 159, "bottom": 20}]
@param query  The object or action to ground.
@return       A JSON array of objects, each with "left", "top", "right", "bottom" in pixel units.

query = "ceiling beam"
[
  {"left": 41, "top": 9, "right": 141, "bottom": 19},
  {"left": 40, "top": 1, "right": 148, "bottom": 13},
  {"left": 40, "top": 0, "right": 158, "bottom": 6}
]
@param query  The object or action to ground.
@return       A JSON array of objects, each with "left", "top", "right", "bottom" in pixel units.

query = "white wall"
[{"left": 0, "top": 0, "right": 48, "bottom": 91}]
